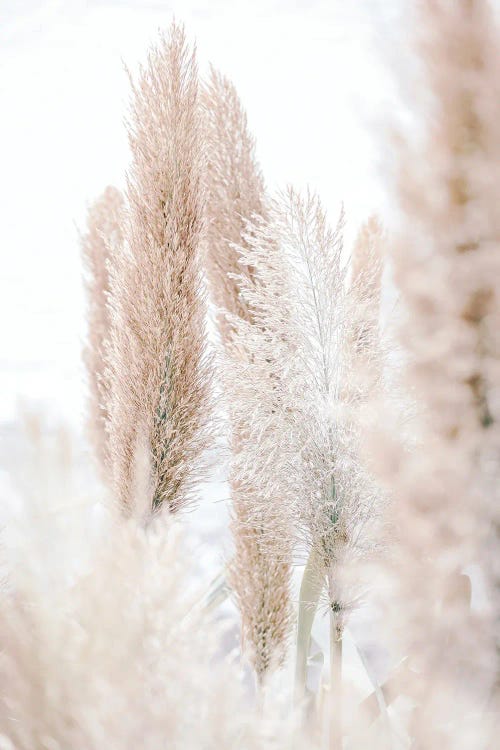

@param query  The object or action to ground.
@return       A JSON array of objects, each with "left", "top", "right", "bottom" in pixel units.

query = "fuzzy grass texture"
[
  {"left": 224, "top": 190, "right": 385, "bottom": 745},
  {"left": 104, "top": 24, "right": 212, "bottom": 517},
  {"left": 0, "top": 419, "right": 312, "bottom": 750},
  {"left": 202, "top": 67, "right": 294, "bottom": 681},
  {"left": 32, "top": 3, "right": 500, "bottom": 749},
  {"left": 81, "top": 186, "right": 124, "bottom": 479},
  {"left": 369, "top": 1, "right": 500, "bottom": 747}
]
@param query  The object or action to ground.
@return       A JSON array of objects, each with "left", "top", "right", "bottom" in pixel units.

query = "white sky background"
[{"left": 0, "top": 0, "right": 404, "bottom": 429}]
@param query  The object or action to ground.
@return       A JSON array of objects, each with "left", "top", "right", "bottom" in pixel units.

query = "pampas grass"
[
  {"left": 81, "top": 186, "right": 124, "bottom": 478},
  {"left": 371, "top": 1, "right": 500, "bottom": 747},
  {"left": 104, "top": 24, "right": 212, "bottom": 515},
  {"left": 224, "top": 189, "right": 385, "bottom": 744},
  {"left": 11, "top": 5, "right": 500, "bottom": 749},
  {"left": 203, "top": 67, "right": 293, "bottom": 682},
  {"left": 347, "top": 216, "right": 383, "bottom": 394},
  {"left": 0, "top": 421, "right": 293, "bottom": 750},
  {"left": 203, "top": 67, "right": 267, "bottom": 339}
]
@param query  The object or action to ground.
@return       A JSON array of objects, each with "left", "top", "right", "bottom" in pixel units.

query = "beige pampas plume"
[
  {"left": 349, "top": 216, "right": 383, "bottom": 362},
  {"left": 81, "top": 186, "right": 124, "bottom": 477},
  {"left": 343, "top": 215, "right": 385, "bottom": 409},
  {"left": 202, "top": 67, "right": 267, "bottom": 339},
  {"left": 373, "top": 0, "right": 500, "bottom": 745},
  {"left": 227, "top": 508, "right": 293, "bottom": 683},
  {"left": 202, "top": 71, "right": 293, "bottom": 682},
  {"left": 105, "top": 23, "right": 212, "bottom": 515},
  {"left": 351, "top": 216, "right": 383, "bottom": 292}
]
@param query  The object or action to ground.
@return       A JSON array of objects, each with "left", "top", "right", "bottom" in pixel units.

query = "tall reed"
[{"left": 203, "top": 67, "right": 267, "bottom": 337}]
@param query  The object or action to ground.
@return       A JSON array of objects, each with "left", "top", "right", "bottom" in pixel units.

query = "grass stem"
[
  {"left": 329, "top": 606, "right": 343, "bottom": 750},
  {"left": 295, "top": 547, "right": 325, "bottom": 704}
]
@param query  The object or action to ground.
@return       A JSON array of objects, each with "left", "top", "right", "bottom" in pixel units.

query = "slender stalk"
[
  {"left": 329, "top": 607, "right": 343, "bottom": 750},
  {"left": 295, "top": 547, "right": 325, "bottom": 704}
]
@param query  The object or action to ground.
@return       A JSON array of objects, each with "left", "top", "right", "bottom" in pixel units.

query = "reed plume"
[
  {"left": 81, "top": 186, "right": 124, "bottom": 477},
  {"left": 202, "top": 67, "right": 267, "bottom": 339},
  {"left": 105, "top": 23, "right": 211, "bottom": 515},
  {"left": 340, "top": 215, "right": 385, "bottom": 588},
  {"left": 203, "top": 70, "right": 293, "bottom": 680},
  {"left": 347, "top": 215, "right": 383, "bottom": 383},
  {"left": 224, "top": 213, "right": 294, "bottom": 681},
  {"left": 374, "top": 1, "right": 500, "bottom": 745}
]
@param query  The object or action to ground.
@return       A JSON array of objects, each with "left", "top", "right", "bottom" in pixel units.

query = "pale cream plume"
[
  {"left": 202, "top": 67, "right": 267, "bottom": 338},
  {"left": 349, "top": 216, "right": 383, "bottom": 369},
  {"left": 0, "top": 419, "right": 328, "bottom": 750},
  {"left": 340, "top": 215, "right": 386, "bottom": 574},
  {"left": 81, "top": 186, "right": 124, "bottom": 477},
  {"left": 342, "top": 215, "right": 385, "bottom": 421},
  {"left": 373, "top": 1, "right": 500, "bottom": 746},
  {"left": 106, "top": 24, "right": 212, "bottom": 515},
  {"left": 203, "top": 70, "right": 292, "bottom": 680}
]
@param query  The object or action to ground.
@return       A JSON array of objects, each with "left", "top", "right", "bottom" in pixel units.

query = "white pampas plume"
[
  {"left": 0, "top": 416, "right": 326, "bottom": 750},
  {"left": 226, "top": 189, "right": 383, "bottom": 710},
  {"left": 105, "top": 23, "right": 212, "bottom": 515}
]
